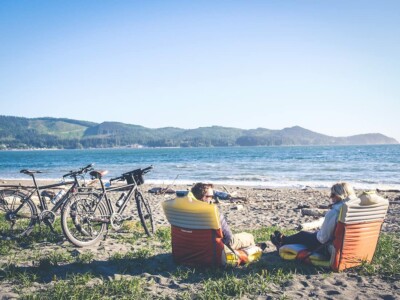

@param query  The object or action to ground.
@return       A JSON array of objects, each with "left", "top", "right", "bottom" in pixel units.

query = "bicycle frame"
[
  {"left": 89, "top": 179, "right": 139, "bottom": 221},
  {"left": 2, "top": 181, "right": 76, "bottom": 224},
  {"left": 23, "top": 180, "right": 78, "bottom": 212},
  {"left": 0, "top": 167, "right": 91, "bottom": 219}
]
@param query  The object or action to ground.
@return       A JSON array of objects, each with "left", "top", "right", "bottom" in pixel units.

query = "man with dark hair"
[{"left": 191, "top": 182, "right": 265, "bottom": 250}]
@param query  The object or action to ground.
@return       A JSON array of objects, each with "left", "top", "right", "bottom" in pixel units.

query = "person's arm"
[
  {"left": 316, "top": 208, "right": 339, "bottom": 244},
  {"left": 220, "top": 213, "right": 233, "bottom": 245}
]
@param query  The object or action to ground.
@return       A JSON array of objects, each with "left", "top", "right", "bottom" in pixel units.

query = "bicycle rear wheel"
[
  {"left": 0, "top": 189, "right": 37, "bottom": 238},
  {"left": 135, "top": 191, "right": 155, "bottom": 236},
  {"left": 61, "top": 193, "right": 108, "bottom": 247}
]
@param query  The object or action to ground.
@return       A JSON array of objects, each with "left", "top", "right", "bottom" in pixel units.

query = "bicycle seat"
[
  {"left": 90, "top": 170, "right": 109, "bottom": 179},
  {"left": 20, "top": 169, "right": 43, "bottom": 175}
]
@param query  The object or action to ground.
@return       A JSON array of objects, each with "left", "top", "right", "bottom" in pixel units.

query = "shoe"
[
  {"left": 270, "top": 234, "right": 281, "bottom": 251},
  {"left": 256, "top": 242, "right": 267, "bottom": 251},
  {"left": 274, "top": 231, "right": 284, "bottom": 243}
]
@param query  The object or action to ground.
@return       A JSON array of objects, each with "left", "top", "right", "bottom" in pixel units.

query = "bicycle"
[
  {"left": 0, "top": 164, "right": 94, "bottom": 238},
  {"left": 61, "top": 166, "right": 155, "bottom": 247}
]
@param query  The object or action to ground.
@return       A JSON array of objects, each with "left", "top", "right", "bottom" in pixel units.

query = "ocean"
[{"left": 0, "top": 145, "right": 399, "bottom": 189}]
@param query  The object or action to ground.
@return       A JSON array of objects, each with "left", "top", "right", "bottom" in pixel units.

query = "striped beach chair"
[
  {"left": 162, "top": 193, "right": 262, "bottom": 267},
  {"left": 279, "top": 191, "right": 389, "bottom": 271}
]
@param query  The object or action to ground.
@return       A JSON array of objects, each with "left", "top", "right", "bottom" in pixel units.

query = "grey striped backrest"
[{"left": 338, "top": 192, "right": 389, "bottom": 224}]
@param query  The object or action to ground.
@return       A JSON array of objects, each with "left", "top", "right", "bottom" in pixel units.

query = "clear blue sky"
[{"left": 1, "top": 1, "right": 399, "bottom": 141}]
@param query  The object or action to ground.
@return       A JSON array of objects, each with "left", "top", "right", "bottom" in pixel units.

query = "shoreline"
[
  {"left": 1, "top": 178, "right": 400, "bottom": 191},
  {"left": 1, "top": 143, "right": 399, "bottom": 151}
]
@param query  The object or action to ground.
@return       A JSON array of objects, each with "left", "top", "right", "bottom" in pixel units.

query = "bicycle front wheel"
[
  {"left": 135, "top": 191, "right": 155, "bottom": 236},
  {"left": 0, "top": 189, "right": 37, "bottom": 238},
  {"left": 61, "top": 193, "right": 108, "bottom": 247}
]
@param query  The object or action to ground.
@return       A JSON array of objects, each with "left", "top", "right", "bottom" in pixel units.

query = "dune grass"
[{"left": 0, "top": 213, "right": 399, "bottom": 299}]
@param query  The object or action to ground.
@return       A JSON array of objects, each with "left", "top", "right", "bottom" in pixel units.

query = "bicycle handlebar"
[
  {"left": 141, "top": 166, "right": 153, "bottom": 174},
  {"left": 109, "top": 176, "right": 124, "bottom": 183},
  {"left": 109, "top": 165, "right": 153, "bottom": 183},
  {"left": 63, "top": 163, "right": 95, "bottom": 178}
]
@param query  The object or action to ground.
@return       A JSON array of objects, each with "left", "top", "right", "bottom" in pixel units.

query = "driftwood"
[
  {"left": 298, "top": 217, "right": 325, "bottom": 231},
  {"left": 229, "top": 197, "right": 248, "bottom": 203},
  {"left": 148, "top": 187, "right": 176, "bottom": 195},
  {"left": 318, "top": 204, "right": 330, "bottom": 209},
  {"left": 301, "top": 186, "right": 315, "bottom": 191},
  {"left": 301, "top": 208, "right": 325, "bottom": 217},
  {"left": 376, "top": 188, "right": 400, "bottom": 193},
  {"left": 297, "top": 204, "right": 311, "bottom": 209}
]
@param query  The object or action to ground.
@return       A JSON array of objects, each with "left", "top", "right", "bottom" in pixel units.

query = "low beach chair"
[
  {"left": 279, "top": 191, "right": 389, "bottom": 271},
  {"left": 162, "top": 193, "right": 261, "bottom": 267}
]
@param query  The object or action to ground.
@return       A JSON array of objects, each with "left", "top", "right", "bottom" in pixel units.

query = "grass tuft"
[{"left": 22, "top": 277, "right": 148, "bottom": 300}]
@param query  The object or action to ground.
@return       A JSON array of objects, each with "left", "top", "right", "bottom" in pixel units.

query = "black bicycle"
[
  {"left": 61, "top": 166, "right": 155, "bottom": 247},
  {"left": 0, "top": 164, "right": 94, "bottom": 238}
]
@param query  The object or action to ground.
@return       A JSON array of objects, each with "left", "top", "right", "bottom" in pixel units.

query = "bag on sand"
[{"left": 222, "top": 245, "right": 263, "bottom": 266}]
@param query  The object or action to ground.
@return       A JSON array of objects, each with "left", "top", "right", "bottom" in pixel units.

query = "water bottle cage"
[
  {"left": 52, "top": 190, "right": 66, "bottom": 204},
  {"left": 116, "top": 193, "right": 126, "bottom": 207}
]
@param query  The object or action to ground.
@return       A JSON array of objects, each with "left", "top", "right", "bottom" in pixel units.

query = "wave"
[{"left": 147, "top": 179, "right": 400, "bottom": 190}]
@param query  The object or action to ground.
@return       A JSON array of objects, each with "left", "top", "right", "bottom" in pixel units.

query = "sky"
[{"left": 1, "top": 1, "right": 399, "bottom": 141}]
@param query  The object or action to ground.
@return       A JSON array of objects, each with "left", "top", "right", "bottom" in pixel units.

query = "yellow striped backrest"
[{"left": 162, "top": 193, "right": 220, "bottom": 230}]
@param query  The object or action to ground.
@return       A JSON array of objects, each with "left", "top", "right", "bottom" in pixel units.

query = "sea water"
[{"left": 0, "top": 145, "right": 399, "bottom": 189}]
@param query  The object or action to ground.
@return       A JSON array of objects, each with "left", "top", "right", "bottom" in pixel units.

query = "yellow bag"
[{"left": 223, "top": 245, "right": 263, "bottom": 266}]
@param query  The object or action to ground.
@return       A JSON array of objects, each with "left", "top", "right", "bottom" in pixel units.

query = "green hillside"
[
  {"left": 29, "top": 119, "right": 88, "bottom": 139},
  {"left": 0, "top": 115, "right": 397, "bottom": 149}
]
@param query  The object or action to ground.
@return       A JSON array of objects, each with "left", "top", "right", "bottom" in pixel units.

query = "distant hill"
[{"left": 0, "top": 115, "right": 397, "bottom": 149}]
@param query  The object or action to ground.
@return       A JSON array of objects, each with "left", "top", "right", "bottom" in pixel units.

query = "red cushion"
[{"left": 171, "top": 226, "right": 225, "bottom": 267}]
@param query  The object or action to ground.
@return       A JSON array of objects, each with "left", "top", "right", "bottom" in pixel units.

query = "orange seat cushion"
[{"left": 332, "top": 220, "right": 383, "bottom": 271}]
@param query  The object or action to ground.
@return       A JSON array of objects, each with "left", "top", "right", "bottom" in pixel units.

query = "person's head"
[
  {"left": 191, "top": 182, "right": 214, "bottom": 202},
  {"left": 330, "top": 182, "right": 355, "bottom": 203}
]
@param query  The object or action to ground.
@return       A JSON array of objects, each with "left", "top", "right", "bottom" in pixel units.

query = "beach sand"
[{"left": 0, "top": 180, "right": 399, "bottom": 299}]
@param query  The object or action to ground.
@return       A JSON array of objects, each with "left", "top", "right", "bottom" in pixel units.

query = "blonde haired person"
[{"left": 271, "top": 182, "right": 358, "bottom": 253}]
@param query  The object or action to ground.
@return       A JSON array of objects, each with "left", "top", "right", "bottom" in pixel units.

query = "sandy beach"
[{"left": 0, "top": 180, "right": 399, "bottom": 299}]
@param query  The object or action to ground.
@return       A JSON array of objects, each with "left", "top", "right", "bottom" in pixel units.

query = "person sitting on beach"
[
  {"left": 191, "top": 182, "right": 266, "bottom": 251},
  {"left": 270, "top": 182, "right": 358, "bottom": 254}
]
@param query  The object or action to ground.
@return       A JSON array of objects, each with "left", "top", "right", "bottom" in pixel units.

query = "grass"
[
  {"left": 154, "top": 226, "right": 171, "bottom": 250},
  {"left": 248, "top": 225, "right": 297, "bottom": 244},
  {"left": 38, "top": 250, "right": 73, "bottom": 269},
  {"left": 0, "top": 209, "right": 399, "bottom": 299},
  {"left": 22, "top": 277, "right": 149, "bottom": 300},
  {"left": 76, "top": 250, "right": 95, "bottom": 264},
  {"left": 110, "top": 248, "right": 153, "bottom": 261},
  {"left": 197, "top": 269, "right": 292, "bottom": 299}
]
